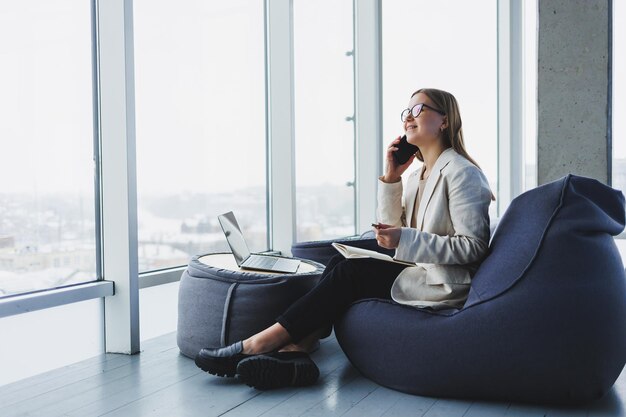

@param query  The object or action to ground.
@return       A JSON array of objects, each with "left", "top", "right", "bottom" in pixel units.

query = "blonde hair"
[
  {"left": 412, "top": 88, "right": 495, "bottom": 200},
  {"left": 411, "top": 88, "right": 480, "bottom": 168}
]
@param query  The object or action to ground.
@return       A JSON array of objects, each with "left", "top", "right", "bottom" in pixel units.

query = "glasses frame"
[{"left": 400, "top": 103, "right": 446, "bottom": 122}]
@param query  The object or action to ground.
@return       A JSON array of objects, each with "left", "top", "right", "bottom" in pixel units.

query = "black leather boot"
[
  {"left": 195, "top": 341, "right": 253, "bottom": 377},
  {"left": 236, "top": 351, "right": 320, "bottom": 389}
]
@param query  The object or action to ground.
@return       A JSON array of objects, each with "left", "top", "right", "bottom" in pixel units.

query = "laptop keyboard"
[{"left": 244, "top": 255, "right": 278, "bottom": 269}]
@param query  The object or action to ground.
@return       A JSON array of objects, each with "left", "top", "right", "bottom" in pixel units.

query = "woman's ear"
[{"left": 440, "top": 116, "right": 448, "bottom": 131}]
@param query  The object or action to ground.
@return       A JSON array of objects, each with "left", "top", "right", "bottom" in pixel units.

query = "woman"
[{"left": 195, "top": 88, "right": 494, "bottom": 390}]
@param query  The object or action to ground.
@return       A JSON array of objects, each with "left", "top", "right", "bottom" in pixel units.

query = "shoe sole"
[
  {"left": 194, "top": 355, "right": 237, "bottom": 378},
  {"left": 237, "top": 356, "right": 319, "bottom": 390}
]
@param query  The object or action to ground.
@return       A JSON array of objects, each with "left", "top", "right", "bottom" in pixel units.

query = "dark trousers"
[{"left": 276, "top": 254, "right": 408, "bottom": 343}]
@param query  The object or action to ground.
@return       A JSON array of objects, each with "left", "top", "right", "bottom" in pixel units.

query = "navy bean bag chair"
[{"left": 334, "top": 174, "right": 626, "bottom": 404}]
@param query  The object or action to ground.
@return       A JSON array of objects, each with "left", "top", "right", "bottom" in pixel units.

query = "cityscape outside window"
[
  {"left": 3, "top": 0, "right": 616, "bottom": 296},
  {"left": 0, "top": 1, "right": 97, "bottom": 297},
  {"left": 133, "top": 0, "right": 267, "bottom": 272},
  {"left": 293, "top": 0, "right": 356, "bottom": 241}
]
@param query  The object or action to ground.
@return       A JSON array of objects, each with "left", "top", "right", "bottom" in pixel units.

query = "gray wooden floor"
[{"left": 1, "top": 332, "right": 625, "bottom": 417}]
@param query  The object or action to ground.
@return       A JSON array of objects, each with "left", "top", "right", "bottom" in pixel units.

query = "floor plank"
[
  {"left": 503, "top": 403, "right": 549, "bottom": 417},
  {"left": 234, "top": 361, "right": 359, "bottom": 417},
  {"left": 0, "top": 332, "right": 177, "bottom": 411},
  {"left": 339, "top": 386, "right": 406, "bottom": 417},
  {"left": 2, "top": 331, "right": 626, "bottom": 417},
  {"left": 0, "top": 355, "right": 137, "bottom": 415},
  {"left": 462, "top": 401, "right": 512, "bottom": 417},
  {"left": 64, "top": 348, "right": 200, "bottom": 417},
  {"left": 378, "top": 391, "right": 437, "bottom": 416},
  {"left": 297, "top": 371, "right": 380, "bottom": 416},
  {"left": 421, "top": 398, "right": 472, "bottom": 417},
  {"left": 219, "top": 340, "right": 350, "bottom": 417}
]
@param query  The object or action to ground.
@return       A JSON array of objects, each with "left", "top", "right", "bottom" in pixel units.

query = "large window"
[
  {"left": 133, "top": 0, "right": 267, "bottom": 272},
  {"left": 614, "top": 0, "right": 626, "bottom": 221},
  {"left": 0, "top": 1, "right": 97, "bottom": 297},
  {"left": 381, "top": 0, "right": 498, "bottom": 220},
  {"left": 293, "top": 0, "right": 356, "bottom": 241},
  {"left": 523, "top": 0, "right": 538, "bottom": 191}
]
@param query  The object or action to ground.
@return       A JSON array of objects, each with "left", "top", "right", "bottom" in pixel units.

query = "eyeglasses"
[{"left": 400, "top": 103, "right": 446, "bottom": 122}]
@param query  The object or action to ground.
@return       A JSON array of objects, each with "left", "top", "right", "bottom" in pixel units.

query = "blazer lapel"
[
  {"left": 404, "top": 172, "right": 420, "bottom": 227},
  {"left": 414, "top": 148, "right": 456, "bottom": 230}
]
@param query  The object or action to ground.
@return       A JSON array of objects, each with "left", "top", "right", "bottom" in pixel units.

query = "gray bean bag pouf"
[
  {"left": 334, "top": 174, "right": 626, "bottom": 405},
  {"left": 177, "top": 253, "right": 324, "bottom": 359}
]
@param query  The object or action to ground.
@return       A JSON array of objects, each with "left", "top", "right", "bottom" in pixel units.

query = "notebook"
[{"left": 217, "top": 211, "right": 301, "bottom": 273}]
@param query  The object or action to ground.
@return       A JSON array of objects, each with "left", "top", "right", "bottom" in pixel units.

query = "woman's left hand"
[{"left": 374, "top": 223, "right": 402, "bottom": 249}]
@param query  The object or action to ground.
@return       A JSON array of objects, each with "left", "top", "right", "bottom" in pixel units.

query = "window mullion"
[
  {"left": 354, "top": 0, "right": 382, "bottom": 233},
  {"left": 266, "top": 0, "right": 296, "bottom": 254},
  {"left": 498, "top": 0, "right": 524, "bottom": 217},
  {"left": 98, "top": 0, "right": 140, "bottom": 354}
]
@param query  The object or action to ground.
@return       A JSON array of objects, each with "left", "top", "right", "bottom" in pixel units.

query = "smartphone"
[{"left": 393, "top": 135, "right": 419, "bottom": 165}]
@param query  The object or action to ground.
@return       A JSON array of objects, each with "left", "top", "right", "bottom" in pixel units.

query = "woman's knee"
[
  {"left": 320, "top": 255, "right": 350, "bottom": 281},
  {"left": 323, "top": 258, "right": 366, "bottom": 285},
  {"left": 325, "top": 254, "right": 346, "bottom": 271}
]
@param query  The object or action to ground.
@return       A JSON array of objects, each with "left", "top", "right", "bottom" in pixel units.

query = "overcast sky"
[{"left": 0, "top": 0, "right": 623, "bottom": 196}]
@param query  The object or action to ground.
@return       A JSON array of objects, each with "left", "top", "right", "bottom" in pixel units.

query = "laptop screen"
[{"left": 217, "top": 211, "right": 251, "bottom": 266}]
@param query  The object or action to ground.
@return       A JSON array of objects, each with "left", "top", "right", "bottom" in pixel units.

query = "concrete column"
[{"left": 537, "top": 0, "right": 611, "bottom": 185}]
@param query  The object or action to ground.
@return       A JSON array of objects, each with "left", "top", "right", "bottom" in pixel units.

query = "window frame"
[
  {"left": 0, "top": 0, "right": 112, "bottom": 316},
  {"left": 611, "top": 0, "right": 625, "bottom": 240},
  {"left": 0, "top": 0, "right": 535, "bottom": 354}
]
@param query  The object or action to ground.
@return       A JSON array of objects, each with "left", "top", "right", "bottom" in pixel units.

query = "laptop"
[{"left": 217, "top": 211, "right": 301, "bottom": 273}]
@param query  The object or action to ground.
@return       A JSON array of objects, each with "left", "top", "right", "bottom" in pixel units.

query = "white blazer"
[{"left": 377, "top": 147, "right": 492, "bottom": 310}]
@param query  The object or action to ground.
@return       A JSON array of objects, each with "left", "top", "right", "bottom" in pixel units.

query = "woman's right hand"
[{"left": 382, "top": 136, "right": 415, "bottom": 183}]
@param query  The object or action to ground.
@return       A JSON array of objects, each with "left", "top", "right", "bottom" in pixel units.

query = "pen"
[{"left": 371, "top": 223, "right": 382, "bottom": 229}]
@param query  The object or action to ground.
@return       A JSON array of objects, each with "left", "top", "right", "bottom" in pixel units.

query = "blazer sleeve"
[
  {"left": 376, "top": 177, "right": 406, "bottom": 227},
  {"left": 394, "top": 165, "right": 491, "bottom": 265}
]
